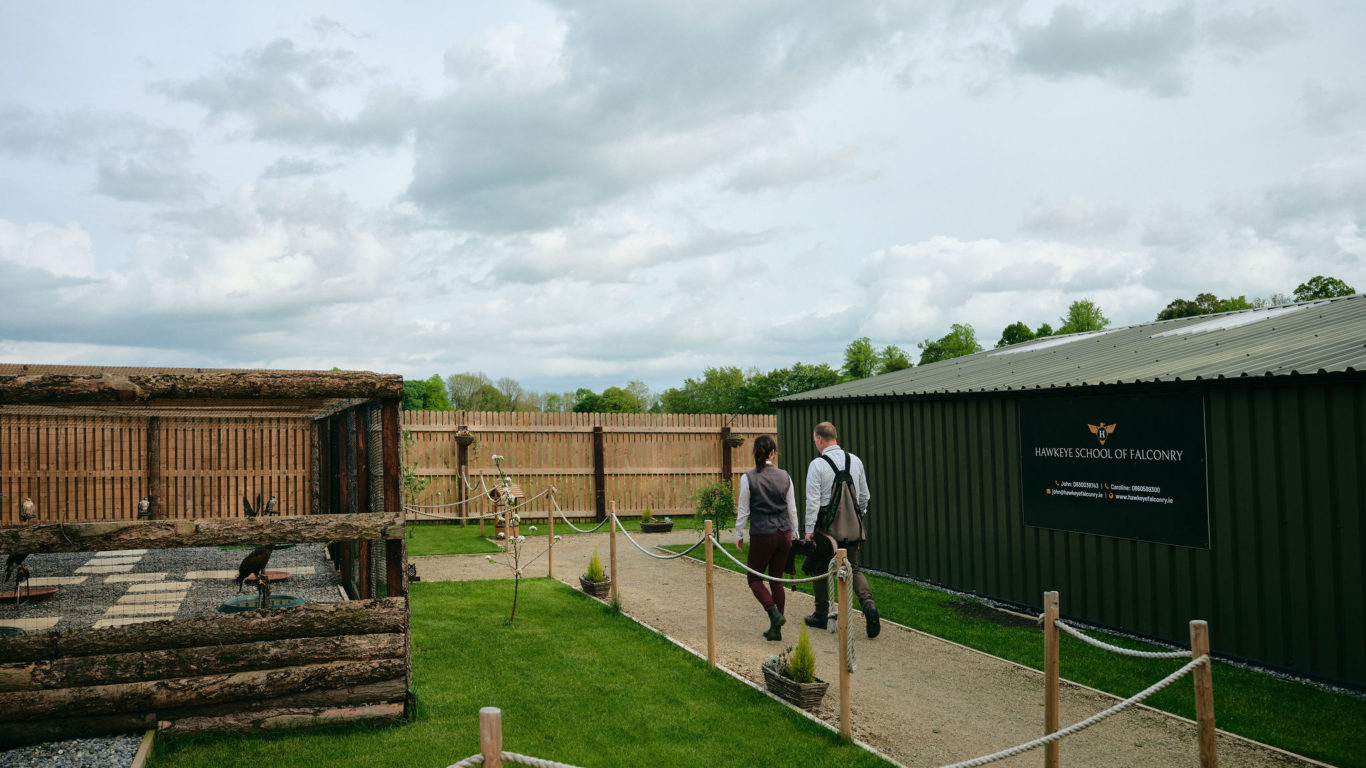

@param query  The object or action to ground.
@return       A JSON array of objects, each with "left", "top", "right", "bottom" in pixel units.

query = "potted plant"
[
  {"left": 454, "top": 427, "right": 476, "bottom": 447},
  {"left": 762, "top": 623, "right": 828, "bottom": 709},
  {"left": 723, "top": 432, "right": 746, "bottom": 448},
  {"left": 579, "top": 549, "right": 611, "bottom": 599},
  {"left": 638, "top": 504, "right": 674, "bottom": 533}
]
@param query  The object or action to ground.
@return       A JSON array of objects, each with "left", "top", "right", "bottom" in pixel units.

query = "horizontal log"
[
  {"left": 0, "top": 658, "right": 406, "bottom": 722},
  {"left": 0, "top": 511, "right": 403, "bottom": 554},
  {"left": 415, "top": 466, "right": 735, "bottom": 477},
  {"left": 0, "top": 633, "right": 406, "bottom": 692},
  {"left": 0, "top": 711, "right": 156, "bottom": 749},
  {"left": 0, "top": 598, "right": 405, "bottom": 663},
  {"left": 159, "top": 701, "right": 404, "bottom": 735},
  {"left": 0, "top": 371, "right": 403, "bottom": 405},
  {"left": 156, "top": 678, "right": 407, "bottom": 720}
]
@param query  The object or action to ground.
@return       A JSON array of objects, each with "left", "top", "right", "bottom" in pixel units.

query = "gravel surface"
[{"left": 0, "top": 543, "right": 343, "bottom": 767}]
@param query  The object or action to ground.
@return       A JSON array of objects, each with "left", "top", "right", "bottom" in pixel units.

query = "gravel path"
[{"left": 416, "top": 529, "right": 1325, "bottom": 768}]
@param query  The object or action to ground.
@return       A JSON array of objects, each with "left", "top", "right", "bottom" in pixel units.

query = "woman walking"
[{"left": 735, "top": 435, "right": 799, "bottom": 641}]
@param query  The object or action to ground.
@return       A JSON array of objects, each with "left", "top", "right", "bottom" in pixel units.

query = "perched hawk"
[
  {"left": 137, "top": 498, "right": 151, "bottom": 520},
  {"left": 264, "top": 496, "right": 278, "bottom": 515},
  {"left": 1087, "top": 422, "right": 1117, "bottom": 446},
  {"left": 19, "top": 497, "right": 35, "bottom": 523}
]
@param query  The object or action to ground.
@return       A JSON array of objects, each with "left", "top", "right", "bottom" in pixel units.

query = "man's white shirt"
[{"left": 804, "top": 444, "right": 870, "bottom": 534}]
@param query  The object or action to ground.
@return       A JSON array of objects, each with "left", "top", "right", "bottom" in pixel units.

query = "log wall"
[{"left": 0, "top": 599, "right": 407, "bottom": 747}]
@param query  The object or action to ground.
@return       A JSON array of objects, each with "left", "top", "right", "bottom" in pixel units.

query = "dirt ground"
[{"left": 415, "top": 529, "right": 1326, "bottom": 768}]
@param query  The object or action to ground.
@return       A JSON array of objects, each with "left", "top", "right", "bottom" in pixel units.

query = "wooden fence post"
[
  {"left": 145, "top": 417, "right": 161, "bottom": 520},
  {"left": 1191, "top": 620, "right": 1218, "bottom": 768},
  {"left": 720, "top": 425, "right": 733, "bottom": 488},
  {"left": 479, "top": 706, "right": 503, "bottom": 768},
  {"left": 836, "top": 548, "right": 851, "bottom": 741},
  {"left": 705, "top": 519, "right": 715, "bottom": 667},
  {"left": 609, "top": 500, "right": 618, "bottom": 605},
  {"left": 593, "top": 426, "right": 606, "bottom": 522},
  {"left": 547, "top": 487, "right": 555, "bottom": 578},
  {"left": 1044, "top": 590, "right": 1060, "bottom": 768},
  {"left": 456, "top": 424, "right": 469, "bottom": 527}
]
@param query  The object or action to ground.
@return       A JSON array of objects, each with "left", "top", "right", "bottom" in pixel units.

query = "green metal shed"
[{"left": 774, "top": 294, "right": 1366, "bottom": 688}]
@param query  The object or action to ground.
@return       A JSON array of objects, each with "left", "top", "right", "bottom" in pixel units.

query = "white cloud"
[
  {"left": 1301, "top": 80, "right": 1362, "bottom": 136},
  {"left": 1021, "top": 197, "right": 1131, "bottom": 239}
]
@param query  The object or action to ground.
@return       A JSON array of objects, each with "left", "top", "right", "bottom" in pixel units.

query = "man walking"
[{"left": 803, "top": 421, "right": 880, "bottom": 638}]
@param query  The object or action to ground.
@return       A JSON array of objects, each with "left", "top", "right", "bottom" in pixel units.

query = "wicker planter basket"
[
  {"left": 762, "top": 665, "right": 828, "bottom": 710},
  {"left": 579, "top": 575, "right": 612, "bottom": 599},
  {"left": 639, "top": 521, "right": 674, "bottom": 533}
]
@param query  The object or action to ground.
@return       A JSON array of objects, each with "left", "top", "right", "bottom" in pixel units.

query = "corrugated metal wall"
[{"left": 777, "top": 376, "right": 1366, "bottom": 688}]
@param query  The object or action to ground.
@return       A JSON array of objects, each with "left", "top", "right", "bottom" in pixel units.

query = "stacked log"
[{"left": 0, "top": 598, "right": 407, "bottom": 746}]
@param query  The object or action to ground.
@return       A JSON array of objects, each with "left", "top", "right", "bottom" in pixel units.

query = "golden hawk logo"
[{"left": 1088, "top": 422, "right": 1117, "bottom": 445}]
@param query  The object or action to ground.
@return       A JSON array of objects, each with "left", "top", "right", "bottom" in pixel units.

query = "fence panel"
[{"left": 402, "top": 411, "right": 777, "bottom": 520}]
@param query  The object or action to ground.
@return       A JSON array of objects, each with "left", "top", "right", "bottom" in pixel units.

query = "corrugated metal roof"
[{"left": 776, "top": 294, "right": 1366, "bottom": 403}]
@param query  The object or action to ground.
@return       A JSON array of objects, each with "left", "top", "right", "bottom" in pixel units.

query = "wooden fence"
[
  {"left": 402, "top": 412, "right": 778, "bottom": 520},
  {"left": 0, "top": 410, "right": 312, "bottom": 525}
]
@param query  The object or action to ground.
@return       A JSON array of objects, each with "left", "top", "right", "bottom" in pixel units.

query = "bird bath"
[
  {"left": 0, "top": 586, "right": 57, "bottom": 602},
  {"left": 0, "top": 626, "right": 25, "bottom": 636},
  {"left": 218, "top": 593, "right": 306, "bottom": 613},
  {"left": 262, "top": 569, "right": 290, "bottom": 583}
]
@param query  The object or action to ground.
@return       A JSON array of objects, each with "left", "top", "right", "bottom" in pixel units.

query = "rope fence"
[
  {"left": 1055, "top": 618, "right": 1192, "bottom": 659},
  {"left": 445, "top": 707, "right": 584, "bottom": 768}
]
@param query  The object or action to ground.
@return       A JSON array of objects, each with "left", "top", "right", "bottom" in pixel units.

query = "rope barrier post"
[
  {"left": 1191, "top": 620, "right": 1218, "bottom": 768},
  {"left": 705, "top": 519, "right": 716, "bottom": 667},
  {"left": 836, "top": 547, "right": 851, "bottom": 742},
  {"left": 1044, "top": 590, "right": 1061, "bottom": 768},
  {"left": 479, "top": 706, "right": 503, "bottom": 768},
  {"left": 609, "top": 500, "right": 619, "bottom": 605},
  {"left": 547, "top": 488, "right": 555, "bottom": 578}
]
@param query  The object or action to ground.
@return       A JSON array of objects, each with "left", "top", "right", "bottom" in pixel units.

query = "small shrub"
[
  {"left": 692, "top": 479, "right": 735, "bottom": 534},
  {"left": 789, "top": 623, "right": 816, "bottom": 683},
  {"left": 641, "top": 505, "right": 654, "bottom": 524},
  {"left": 586, "top": 550, "right": 605, "bottom": 582}
]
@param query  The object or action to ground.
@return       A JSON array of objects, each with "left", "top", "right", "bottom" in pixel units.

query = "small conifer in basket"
[{"left": 579, "top": 549, "right": 611, "bottom": 598}]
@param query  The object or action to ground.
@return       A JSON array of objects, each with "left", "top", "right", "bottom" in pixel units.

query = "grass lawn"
[
  {"left": 665, "top": 543, "right": 1366, "bottom": 767},
  {"left": 150, "top": 579, "right": 893, "bottom": 768},
  {"left": 407, "top": 515, "right": 709, "bottom": 557}
]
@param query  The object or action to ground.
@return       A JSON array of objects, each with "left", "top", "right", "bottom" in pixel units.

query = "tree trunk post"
[
  {"left": 354, "top": 410, "right": 369, "bottom": 514},
  {"left": 479, "top": 706, "right": 503, "bottom": 768},
  {"left": 720, "top": 425, "right": 732, "bottom": 489},
  {"left": 145, "top": 417, "right": 161, "bottom": 520},
  {"left": 593, "top": 426, "right": 606, "bottom": 522},
  {"left": 546, "top": 487, "right": 555, "bottom": 578},
  {"left": 1191, "top": 620, "right": 1218, "bottom": 768},
  {"left": 704, "top": 519, "right": 715, "bottom": 667},
  {"left": 1044, "top": 590, "right": 1060, "bottom": 768},
  {"left": 456, "top": 424, "right": 469, "bottom": 527},
  {"left": 837, "top": 547, "right": 851, "bottom": 742}
]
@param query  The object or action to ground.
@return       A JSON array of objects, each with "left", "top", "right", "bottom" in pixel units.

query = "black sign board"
[{"left": 1019, "top": 393, "right": 1209, "bottom": 548}]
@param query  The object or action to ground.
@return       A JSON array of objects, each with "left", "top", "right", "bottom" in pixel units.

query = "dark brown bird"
[
  {"left": 4, "top": 553, "right": 27, "bottom": 583},
  {"left": 243, "top": 494, "right": 263, "bottom": 519},
  {"left": 235, "top": 544, "right": 276, "bottom": 593}
]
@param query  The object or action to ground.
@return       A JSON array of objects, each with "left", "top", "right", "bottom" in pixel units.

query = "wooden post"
[
  {"left": 547, "top": 487, "right": 555, "bottom": 578},
  {"left": 457, "top": 424, "right": 469, "bottom": 527},
  {"left": 836, "top": 548, "right": 851, "bottom": 741},
  {"left": 593, "top": 426, "right": 606, "bottom": 522},
  {"left": 145, "top": 417, "right": 161, "bottom": 520},
  {"left": 720, "top": 425, "right": 733, "bottom": 488},
  {"left": 704, "top": 519, "right": 715, "bottom": 667},
  {"left": 609, "top": 500, "right": 618, "bottom": 605},
  {"left": 1044, "top": 590, "right": 1060, "bottom": 768},
  {"left": 381, "top": 400, "right": 405, "bottom": 599},
  {"left": 479, "top": 706, "right": 503, "bottom": 768},
  {"left": 1191, "top": 620, "right": 1218, "bottom": 768},
  {"left": 354, "top": 410, "right": 369, "bottom": 514}
]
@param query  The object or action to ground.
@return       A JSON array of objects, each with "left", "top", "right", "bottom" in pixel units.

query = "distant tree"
[
  {"left": 876, "top": 344, "right": 912, "bottom": 374},
  {"left": 1157, "top": 292, "right": 1261, "bottom": 321},
  {"left": 423, "top": 374, "right": 453, "bottom": 411},
  {"left": 1294, "top": 275, "right": 1356, "bottom": 301},
  {"left": 401, "top": 379, "right": 428, "bottom": 411},
  {"left": 658, "top": 366, "right": 746, "bottom": 414},
  {"left": 917, "top": 323, "right": 983, "bottom": 365},
  {"left": 995, "top": 321, "right": 1036, "bottom": 348},
  {"left": 1057, "top": 299, "right": 1110, "bottom": 335},
  {"left": 625, "top": 380, "right": 656, "bottom": 412},
  {"left": 469, "top": 383, "right": 512, "bottom": 411},
  {"left": 597, "top": 386, "right": 645, "bottom": 413},
  {"left": 1035, "top": 322, "right": 1054, "bottom": 338},
  {"left": 446, "top": 372, "right": 492, "bottom": 410},
  {"left": 571, "top": 387, "right": 600, "bottom": 413},
  {"left": 842, "top": 337, "right": 879, "bottom": 380},
  {"left": 542, "top": 392, "right": 572, "bottom": 412}
]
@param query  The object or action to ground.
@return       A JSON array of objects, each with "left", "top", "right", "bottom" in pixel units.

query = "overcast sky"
[{"left": 1, "top": 1, "right": 1362, "bottom": 394}]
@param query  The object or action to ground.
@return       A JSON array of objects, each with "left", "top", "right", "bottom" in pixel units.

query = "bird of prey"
[
  {"left": 10, "top": 563, "right": 29, "bottom": 603},
  {"left": 243, "top": 494, "right": 263, "bottom": 519},
  {"left": 264, "top": 496, "right": 278, "bottom": 515},
  {"left": 235, "top": 543, "right": 276, "bottom": 593},
  {"left": 19, "top": 497, "right": 36, "bottom": 523},
  {"left": 4, "top": 553, "right": 27, "bottom": 583},
  {"left": 137, "top": 498, "right": 151, "bottom": 520}
]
